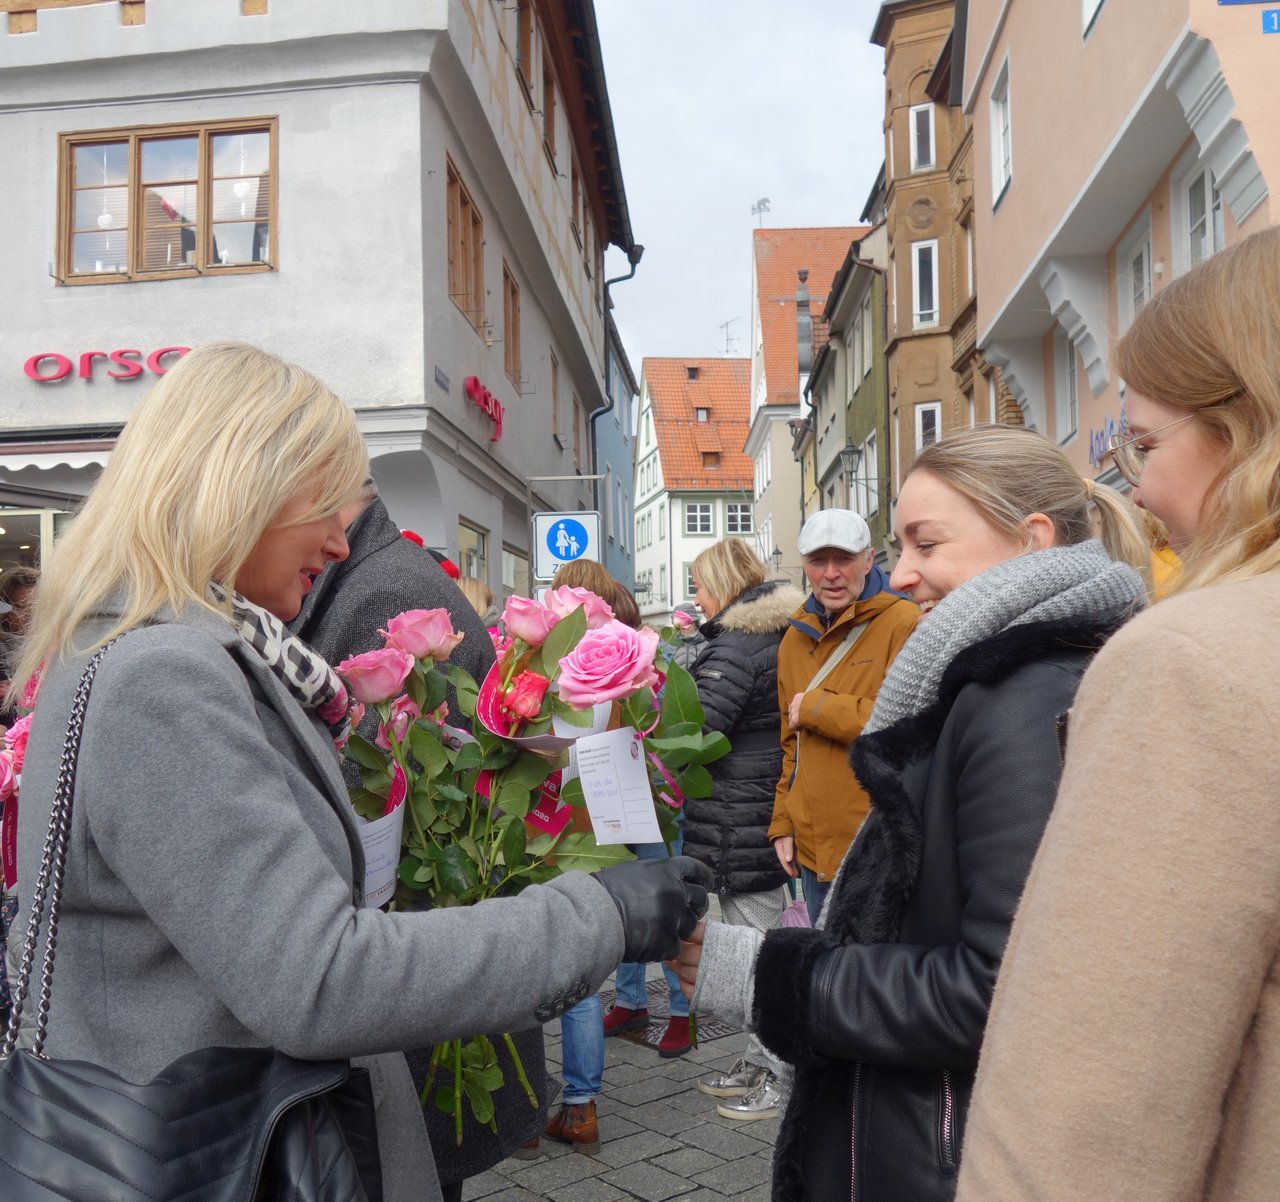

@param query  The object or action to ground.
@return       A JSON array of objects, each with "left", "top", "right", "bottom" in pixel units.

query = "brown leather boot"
[{"left": 544, "top": 1100, "right": 600, "bottom": 1153}]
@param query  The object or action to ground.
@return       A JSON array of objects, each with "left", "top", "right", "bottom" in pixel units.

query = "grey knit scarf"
[{"left": 863, "top": 539, "right": 1145, "bottom": 736}]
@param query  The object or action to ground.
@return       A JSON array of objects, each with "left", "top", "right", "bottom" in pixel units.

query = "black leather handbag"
[{"left": 0, "top": 640, "right": 383, "bottom": 1202}]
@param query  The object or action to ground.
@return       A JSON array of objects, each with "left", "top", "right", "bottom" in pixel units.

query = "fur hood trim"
[{"left": 710, "top": 581, "right": 805, "bottom": 636}]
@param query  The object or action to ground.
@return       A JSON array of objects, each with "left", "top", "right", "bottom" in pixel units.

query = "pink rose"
[
  {"left": 18, "top": 668, "right": 41, "bottom": 711},
  {"left": 337, "top": 647, "right": 414, "bottom": 704},
  {"left": 348, "top": 701, "right": 366, "bottom": 730},
  {"left": 501, "top": 596, "right": 560, "bottom": 647},
  {"left": 0, "top": 750, "right": 15, "bottom": 804},
  {"left": 503, "top": 671, "right": 551, "bottom": 721},
  {"left": 489, "top": 627, "right": 511, "bottom": 657},
  {"left": 380, "top": 608, "right": 465, "bottom": 663},
  {"left": 672, "top": 609, "right": 696, "bottom": 634},
  {"left": 376, "top": 695, "right": 422, "bottom": 751},
  {"left": 5, "top": 714, "right": 32, "bottom": 775},
  {"left": 544, "top": 586, "right": 615, "bottom": 630},
  {"left": 556, "top": 620, "right": 661, "bottom": 708}
]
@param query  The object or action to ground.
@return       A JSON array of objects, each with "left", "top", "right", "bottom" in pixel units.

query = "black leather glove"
[{"left": 593, "top": 855, "right": 713, "bottom": 963}]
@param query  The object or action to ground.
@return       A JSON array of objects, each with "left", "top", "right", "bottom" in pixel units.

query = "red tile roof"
[
  {"left": 754, "top": 226, "right": 868, "bottom": 407},
  {"left": 642, "top": 357, "right": 752, "bottom": 492}
]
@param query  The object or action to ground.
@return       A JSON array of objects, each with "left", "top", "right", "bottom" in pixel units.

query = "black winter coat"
[
  {"left": 752, "top": 616, "right": 1128, "bottom": 1202},
  {"left": 688, "top": 581, "right": 804, "bottom": 895}
]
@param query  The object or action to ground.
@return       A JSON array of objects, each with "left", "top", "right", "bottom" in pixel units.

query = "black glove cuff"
[{"left": 752, "top": 927, "right": 836, "bottom": 1067}]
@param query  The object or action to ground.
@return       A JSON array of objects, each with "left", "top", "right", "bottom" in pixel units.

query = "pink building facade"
[{"left": 963, "top": 0, "right": 1272, "bottom": 478}]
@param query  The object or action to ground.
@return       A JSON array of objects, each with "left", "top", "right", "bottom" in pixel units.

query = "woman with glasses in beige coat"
[{"left": 957, "top": 226, "right": 1280, "bottom": 1202}]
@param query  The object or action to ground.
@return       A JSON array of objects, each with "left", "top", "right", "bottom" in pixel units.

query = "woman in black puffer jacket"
[{"left": 687, "top": 537, "right": 804, "bottom": 1115}]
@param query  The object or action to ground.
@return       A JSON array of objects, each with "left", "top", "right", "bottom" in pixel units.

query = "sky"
[{"left": 594, "top": 0, "right": 890, "bottom": 374}]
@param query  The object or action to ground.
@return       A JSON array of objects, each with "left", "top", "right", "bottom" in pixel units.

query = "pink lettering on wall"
[
  {"left": 464, "top": 376, "right": 505, "bottom": 441},
  {"left": 23, "top": 345, "right": 190, "bottom": 383}
]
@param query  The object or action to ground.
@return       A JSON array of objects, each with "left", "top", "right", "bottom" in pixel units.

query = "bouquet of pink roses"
[{"left": 334, "top": 586, "right": 727, "bottom": 1142}]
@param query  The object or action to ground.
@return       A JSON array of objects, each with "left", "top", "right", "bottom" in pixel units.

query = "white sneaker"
[
  {"left": 696, "top": 1057, "right": 767, "bottom": 1098},
  {"left": 715, "top": 1071, "right": 783, "bottom": 1121}
]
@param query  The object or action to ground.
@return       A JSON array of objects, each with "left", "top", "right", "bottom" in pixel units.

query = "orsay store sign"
[{"left": 23, "top": 346, "right": 190, "bottom": 382}]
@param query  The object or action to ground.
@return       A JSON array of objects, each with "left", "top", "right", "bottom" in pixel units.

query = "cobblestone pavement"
[{"left": 460, "top": 1002, "right": 778, "bottom": 1202}]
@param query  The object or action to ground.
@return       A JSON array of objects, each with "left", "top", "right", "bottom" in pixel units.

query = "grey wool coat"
[
  {"left": 15, "top": 599, "right": 625, "bottom": 1202},
  {"left": 289, "top": 496, "right": 552, "bottom": 1184}
]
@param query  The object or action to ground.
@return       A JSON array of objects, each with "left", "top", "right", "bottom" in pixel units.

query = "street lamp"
[
  {"left": 770, "top": 546, "right": 783, "bottom": 574},
  {"left": 839, "top": 442, "right": 860, "bottom": 512}
]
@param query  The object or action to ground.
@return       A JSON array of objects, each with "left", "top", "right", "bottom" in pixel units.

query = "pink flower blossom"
[
  {"left": 556, "top": 620, "right": 661, "bottom": 708},
  {"left": 348, "top": 701, "right": 366, "bottom": 731},
  {"left": 18, "top": 668, "right": 41, "bottom": 711},
  {"left": 316, "top": 679, "right": 351, "bottom": 727},
  {"left": 376, "top": 695, "right": 422, "bottom": 751},
  {"left": 337, "top": 647, "right": 415, "bottom": 704},
  {"left": 503, "top": 671, "right": 551, "bottom": 720},
  {"left": 501, "top": 596, "right": 560, "bottom": 647},
  {"left": 5, "top": 714, "right": 32, "bottom": 775},
  {"left": 380, "top": 608, "right": 465, "bottom": 663},
  {"left": 488, "top": 627, "right": 511, "bottom": 657},
  {"left": 672, "top": 609, "right": 697, "bottom": 634},
  {"left": 0, "top": 750, "right": 15, "bottom": 804},
  {"left": 544, "top": 586, "right": 615, "bottom": 630}
]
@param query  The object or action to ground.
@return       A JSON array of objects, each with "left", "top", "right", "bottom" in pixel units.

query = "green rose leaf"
[
  {"left": 344, "top": 733, "right": 389, "bottom": 774},
  {"left": 409, "top": 726, "right": 450, "bottom": 776},
  {"left": 552, "top": 833, "right": 636, "bottom": 873},
  {"left": 539, "top": 606, "right": 588, "bottom": 675},
  {"left": 442, "top": 664, "right": 479, "bottom": 720},
  {"left": 351, "top": 788, "right": 388, "bottom": 820},
  {"left": 437, "top": 843, "right": 481, "bottom": 897},
  {"left": 501, "top": 817, "right": 528, "bottom": 870},
  {"left": 461, "top": 1077, "right": 496, "bottom": 1126},
  {"left": 422, "top": 668, "right": 449, "bottom": 716},
  {"left": 559, "top": 777, "right": 586, "bottom": 809},
  {"left": 550, "top": 696, "right": 596, "bottom": 727},
  {"left": 659, "top": 661, "right": 705, "bottom": 729},
  {"left": 453, "top": 742, "right": 483, "bottom": 773},
  {"left": 677, "top": 763, "right": 714, "bottom": 798},
  {"left": 358, "top": 767, "right": 391, "bottom": 797}
]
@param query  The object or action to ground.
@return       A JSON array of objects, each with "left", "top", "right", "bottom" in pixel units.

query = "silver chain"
[{"left": 1, "top": 639, "right": 119, "bottom": 1059}]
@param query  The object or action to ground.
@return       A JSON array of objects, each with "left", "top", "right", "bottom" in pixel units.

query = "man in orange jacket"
[{"left": 768, "top": 510, "right": 919, "bottom": 925}]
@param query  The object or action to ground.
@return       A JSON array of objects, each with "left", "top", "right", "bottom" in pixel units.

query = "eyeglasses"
[{"left": 1107, "top": 414, "right": 1196, "bottom": 487}]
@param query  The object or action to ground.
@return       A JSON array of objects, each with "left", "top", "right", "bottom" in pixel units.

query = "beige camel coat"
[{"left": 956, "top": 573, "right": 1280, "bottom": 1201}]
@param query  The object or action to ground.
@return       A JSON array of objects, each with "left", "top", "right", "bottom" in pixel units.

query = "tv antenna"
[
  {"left": 719, "top": 317, "right": 740, "bottom": 355},
  {"left": 751, "top": 197, "right": 771, "bottom": 227}
]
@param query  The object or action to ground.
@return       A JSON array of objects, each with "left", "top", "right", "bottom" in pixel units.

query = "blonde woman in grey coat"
[{"left": 7, "top": 342, "right": 710, "bottom": 1202}]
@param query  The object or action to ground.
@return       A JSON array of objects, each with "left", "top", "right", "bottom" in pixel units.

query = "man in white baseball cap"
[{"left": 768, "top": 509, "right": 918, "bottom": 922}]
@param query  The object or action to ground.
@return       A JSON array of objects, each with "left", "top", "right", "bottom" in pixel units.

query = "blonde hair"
[
  {"left": 690, "top": 537, "right": 767, "bottom": 614},
  {"left": 909, "top": 425, "right": 1148, "bottom": 575},
  {"left": 1114, "top": 225, "right": 1280, "bottom": 592},
  {"left": 457, "top": 575, "right": 495, "bottom": 618},
  {"left": 14, "top": 342, "right": 367, "bottom": 694},
  {"left": 1087, "top": 480, "right": 1154, "bottom": 594}
]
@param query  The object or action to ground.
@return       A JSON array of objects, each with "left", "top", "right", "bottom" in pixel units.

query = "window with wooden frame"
[
  {"left": 570, "top": 155, "right": 582, "bottom": 247},
  {"left": 541, "top": 56, "right": 557, "bottom": 160},
  {"left": 515, "top": 0, "right": 534, "bottom": 102},
  {"left": 447, "top": 157, "right": 484, "bottom": 330},
  {"left": 58, "top": 118, "right": 276, "bottom": 284},
  {"left": 502, "top": 262, "right": 521, "bottom": 386}
]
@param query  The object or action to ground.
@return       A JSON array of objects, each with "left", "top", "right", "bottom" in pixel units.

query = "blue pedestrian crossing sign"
[{"left": 532, "top": 511, "right": 602, "bottom": 580}]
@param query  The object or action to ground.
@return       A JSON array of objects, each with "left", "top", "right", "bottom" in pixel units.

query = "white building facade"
[{"left": 0, "top": 0, "right": 637, "bottom": 594}]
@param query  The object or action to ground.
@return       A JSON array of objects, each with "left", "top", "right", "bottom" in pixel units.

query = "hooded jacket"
[
  {"left": 767, "top": 565, "right": 919, "bottom": 880},
  {"left": 687, "top": 580, "right": 805, "bottom": 896}
]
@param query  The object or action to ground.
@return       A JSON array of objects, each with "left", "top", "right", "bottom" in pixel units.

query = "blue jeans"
[
  {"left": 613, "top": 837, "right": 689, "bottom": 1017},
  {"left": 558, "top": 993, "right": 603, "bottom": 1104},
  {"left": 558, "top": 835, "right": 688, "bottom": 1103},
  {"left": 800, "top": 864, "right": 831, "bottom": 927}
]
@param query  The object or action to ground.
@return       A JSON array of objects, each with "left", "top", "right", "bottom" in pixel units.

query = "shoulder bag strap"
[
  {"left": 2, "top": 637, "right": 120, "bottom": 1059},
  {"left": 806, "top": 619, "right": 870, "bottom": 693}
]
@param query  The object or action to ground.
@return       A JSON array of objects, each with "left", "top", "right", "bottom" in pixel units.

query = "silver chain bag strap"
[{"left": 0, "top": 638, "right": 383, "bottom": 1202}]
